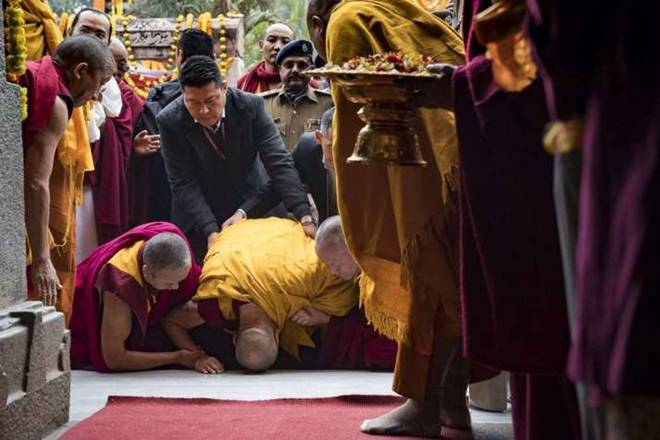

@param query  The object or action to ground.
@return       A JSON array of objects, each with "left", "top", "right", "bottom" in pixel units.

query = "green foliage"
[
  {"left": 49, "top": 0, "right": 90, "bottom": 15},
  {"left": 125, "top": 0, "right": 310, "bottom": 68}
]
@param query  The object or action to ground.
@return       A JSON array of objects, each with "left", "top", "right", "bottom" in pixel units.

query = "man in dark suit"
[
  {"left": 292, "top": 107, "right": 337, "bottom": 223},
  {"left": 130, "top": 29, "right": 215, "bottom": 224},
  {"left": 157, "top": 56, "right": 315, "bottom": 258}
]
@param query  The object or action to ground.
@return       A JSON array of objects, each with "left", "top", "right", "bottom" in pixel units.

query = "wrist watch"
[{"left": 300, "top": 215, "right": 315, "bottom": 225}]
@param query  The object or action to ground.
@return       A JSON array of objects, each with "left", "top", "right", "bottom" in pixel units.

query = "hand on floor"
[
  {"left": 291, "top": 307, "right": 331, "bottom": 327},
  {"left": 194, "top": 356, "right": 225, "bottom": 374}
]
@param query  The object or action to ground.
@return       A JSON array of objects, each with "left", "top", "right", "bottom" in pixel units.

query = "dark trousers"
[{"left": 553, "top": 150, "right": 604, "bottom": 440}]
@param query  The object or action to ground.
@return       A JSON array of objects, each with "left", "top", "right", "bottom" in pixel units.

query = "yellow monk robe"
[
  {"left": 194, "top": 218, "right": 358, "bottom": 359},
  {"left": 21, "top": 0, "right": 94, "bottom": 321},
  {"left": 326, "top": 0, "right": 465, "bottom": 399}
]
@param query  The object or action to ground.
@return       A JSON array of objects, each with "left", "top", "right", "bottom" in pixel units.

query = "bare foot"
[
  {"left": 291, "top": 307, "right": 330, "bottom": 326},
  {"left": 360, "top": 398, "right": 439, "bottom": 437}
]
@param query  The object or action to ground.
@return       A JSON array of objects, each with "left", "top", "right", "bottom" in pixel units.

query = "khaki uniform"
[{"left": 260, "top": 86, "right": 334, "bottom": 152}]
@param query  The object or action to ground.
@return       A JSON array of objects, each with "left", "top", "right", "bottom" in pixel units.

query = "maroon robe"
[
  {"left": 527, "top": 0, "right": 660, "bottom": 399},
  {"left": 89, "top": 83, "right": 144, "bottom": 244},
  {"left": 19, "top": 56, "right": 73, "bottom": 148},
  {"left": 236, "top": 60, "right": 281, "bottom": 94},
  {"left": 69, "top": 222, "right": 200, "bottom": 372},
  {"left": 453, "top": 1, "right": 580, "bottom": 438}
]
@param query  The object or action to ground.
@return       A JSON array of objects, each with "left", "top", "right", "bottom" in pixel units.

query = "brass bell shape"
[{"left": 347, "top": 106, "right": 427, "bottom": 167}]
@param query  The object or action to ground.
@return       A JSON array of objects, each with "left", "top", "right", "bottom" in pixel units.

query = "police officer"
[{"left": 260, "top": 39, "right": 333, "bottom": 152}]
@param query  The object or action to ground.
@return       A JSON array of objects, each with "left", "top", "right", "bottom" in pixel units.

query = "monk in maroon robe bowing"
[
  {"left": 20, "top": 35, "right": 115, "bottom": 308},
  {"left": 89, "top": 38, "right": 144, "bottom": 244},
  {"left": 236, "top": 23, "right": 294, "bottom": 93},
  {"left": 69, "top": 222, "right": 220, "bottom": 373}
]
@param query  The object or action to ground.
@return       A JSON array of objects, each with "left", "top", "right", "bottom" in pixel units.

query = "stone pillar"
[{"left": 0, "top": 5, "right": 71, "bottom": 440}]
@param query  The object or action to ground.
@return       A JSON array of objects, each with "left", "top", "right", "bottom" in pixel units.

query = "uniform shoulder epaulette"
[{"left": 258, "top": 89, "right": 281, "bottom": 98}]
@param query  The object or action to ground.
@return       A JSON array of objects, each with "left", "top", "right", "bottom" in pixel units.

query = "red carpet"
[{"left": 62, "top": 395, "right": 433, "bottom": 440}]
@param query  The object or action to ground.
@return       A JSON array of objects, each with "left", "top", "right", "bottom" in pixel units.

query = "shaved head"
[
  {"left": 142, "top": 232, "right": 192, "bottom": 291},
  {"left": 306, "top": 0, "right": 341, "bottom": 22},
  {"left": 315, "top": 216, "right": 359, "bottom": 280},
  {"left": 262, "top": 23, "right": 294, "bottom": 40},
  {"left": 143, "top": 232, "right": 191, "bottom": 273},
  {"left": 259, "top": 23, "right": 295, "bottom": 68},
  {"left": 235, "top": 328, "right": 278, "bottom": 372},
  {"left": 109, "top": 37, "right": 128, "bottom": 60},
  {"left": 53, "top": 34, "right": 115, "bottom": 107},
  {"left": 306, "top": 0, "right": 341, "bottom": 61},
  {"left": 109, "top": 37, "right": 129, "bottom": 82},
  {"left": 53, "top": 34, "right": 114, "bottom": 73}
]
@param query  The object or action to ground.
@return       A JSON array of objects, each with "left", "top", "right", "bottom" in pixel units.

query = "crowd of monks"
[{"left": 17, "top": 1, "right": 659, "bottom": 440}]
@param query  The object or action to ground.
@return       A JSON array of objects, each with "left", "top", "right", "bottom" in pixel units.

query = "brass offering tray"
[{"left": 306, "top": 67, "right": 445, "bottom": 167}]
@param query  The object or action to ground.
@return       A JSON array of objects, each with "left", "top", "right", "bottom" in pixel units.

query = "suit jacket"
[
  {"left": 250, "top": 132, "right": 338, "bottom": 224},
  {"left": 157, "top": 88, "right": 311, "bottom": 251}
]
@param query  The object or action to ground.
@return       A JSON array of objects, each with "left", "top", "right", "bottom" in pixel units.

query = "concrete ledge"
[{"left": 0, "top": 302, "right": 70, "bottom": 439}]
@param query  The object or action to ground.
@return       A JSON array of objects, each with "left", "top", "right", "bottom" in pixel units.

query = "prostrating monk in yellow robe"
[
  {"left": 20, "top": 0, "right": 95, "bottom": 322},
  {"left": 191, "top": 218, "right": 358, "bottom": 370},
  {"left": 307, "top": 0, "right": 473, "bottom": 437}
]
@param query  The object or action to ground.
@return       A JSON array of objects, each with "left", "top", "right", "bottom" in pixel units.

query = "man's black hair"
[
  {"left": 70, "top": 7, "right": 113, "bottom": 44},
  {"left": 178, "top": 29, "right": 215, "bottom": 63},
  {"left": 180, "top": 55, "right": 222, "bottom": 88}
]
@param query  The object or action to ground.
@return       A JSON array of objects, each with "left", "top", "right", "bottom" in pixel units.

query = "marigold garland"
[
  {"left": 113, "top": 12, "right": 233, "bottom": 97},
  {"left": 4, "top": 0, "right": 28, "bottom": 120}
]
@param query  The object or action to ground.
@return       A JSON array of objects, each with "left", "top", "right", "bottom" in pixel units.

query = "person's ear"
[
  {"left": 312, "top": 16, "right": 324, "bottom": 37},
  {"left": 315, "top": 129, "right": 323, "bottom": 145},
  {"left": 258, "top": 39, "right": 264, "bottom": 49},
  {"left": 72, "top": 62, "right": 89, "bottom": 80}
]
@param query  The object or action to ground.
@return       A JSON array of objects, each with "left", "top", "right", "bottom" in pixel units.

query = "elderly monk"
[
  {"left": 164, "top": 217, "right": 360, "bottom": 372},
  {"left": 20, "top": 35, "right": 114, "bottom": 308},
  {"left": 69, "top": 222, "right": 214, "bottom": 373},
  {"left": 307, "top": 0, "right": 472, "bottom": 437},
  {"left": 88, "top": 37, "right": 144, "bottom": 245},
  {"left": 237, "top": 23, "right": 294, "bottom": 93}
]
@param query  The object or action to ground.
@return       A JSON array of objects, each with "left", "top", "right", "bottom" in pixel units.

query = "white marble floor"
[{"left": 46, "top": 370, "right": 513, "bottom": 439}]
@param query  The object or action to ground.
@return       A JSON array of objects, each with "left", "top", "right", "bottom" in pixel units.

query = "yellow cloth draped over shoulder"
[
  {"left": 326, "top": 0, "right": 465, "bottom": 399},
  {"left": 194, "top": 218, "right": 358, "bottom": 359},
  {"left": 22, "top": 0, "right": 94, "bottom": 321}
]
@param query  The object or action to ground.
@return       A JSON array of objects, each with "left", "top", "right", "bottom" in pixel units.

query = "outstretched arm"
[
  {"left": 164, "top": 301, "right": 224, "bottom": 374},
  {"left": 100, "top": 291, "right": 201, "bottom": 371},
  {"left": 25, "top": 97, "right": 68, "bottom": 306}
]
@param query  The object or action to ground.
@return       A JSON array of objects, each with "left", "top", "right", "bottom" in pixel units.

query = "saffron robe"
[
  {"left": 194, "top": 218, "right": 358, "bottom": 360},
  {"left": 326, "top": 0, "right": 465, "bottom": 400},
  {"left": 69, "top": 222, "right": 199, "bottom": 372},
  {"left": 90, "top": 82, "right": 144, "bottom": 243},
  {"left": 236, "top": 61, "right": 281, "bottom": 94}
]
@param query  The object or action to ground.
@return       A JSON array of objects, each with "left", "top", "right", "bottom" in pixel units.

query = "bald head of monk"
[
  {"left": 306, "top": 0, "right": 341, "bottom": 61},
  {"left": 259, "top": 23, "right": 295, "bottom": 71},
  {"left": 52, "top": 34, "right": 115, "bottom": 107},
  {"left": 142, "top": 232, "right": 192, "bottom": 291},
  {"left": 315, "top": 216, "right": 360, "bottom": 280},
  {"left": 234, "top": 303, "right": 279, "bottom": 372},
  {"left": 109, "top": 37, "right": 129, "bottom": 83}
]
